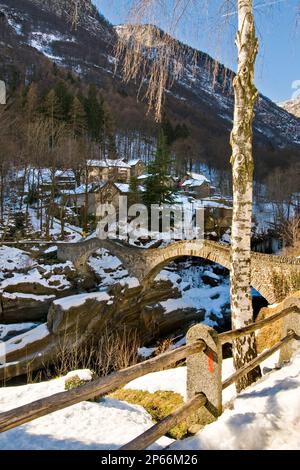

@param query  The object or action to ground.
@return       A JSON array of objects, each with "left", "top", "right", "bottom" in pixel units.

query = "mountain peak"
[{"left": 278, "top": 96, "right": 300, "bottom": 118}]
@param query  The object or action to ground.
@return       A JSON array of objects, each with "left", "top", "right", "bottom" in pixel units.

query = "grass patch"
[{"left": 110, "top": 388, "right": 188, "bottom": 439}]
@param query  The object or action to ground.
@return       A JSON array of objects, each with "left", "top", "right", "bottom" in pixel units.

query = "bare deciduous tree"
[{"left": 113, "top": 0, "right": 262, "bottom": 391}]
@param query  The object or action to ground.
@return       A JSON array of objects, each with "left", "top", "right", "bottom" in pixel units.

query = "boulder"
[{"left": 0, "top": 292, "right": 56, "bottom": 323}]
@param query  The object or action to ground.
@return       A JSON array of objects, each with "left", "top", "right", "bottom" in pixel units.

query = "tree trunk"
[
  {"left": 0, "top": 164, "right": 4, "bottom": 224},
  {"left": 230, "top": 0, "right": 261, "bottom": 392},
  {"left": 83, "top": 165, "right": 89, "bottom": 234}
]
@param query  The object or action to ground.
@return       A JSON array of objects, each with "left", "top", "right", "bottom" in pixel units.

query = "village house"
[
  {"left": 180, "top": 172, "right": 213, "bottom": 199},
  {"left": 61, "top": 181, "right": 145, "bottom": 216},
  {"left": 127, "top": 159, "right": 146, "bottom": 178},
  {"left": 61, "top": 182, "right": 106, "bottom": 215},
  {"left": 96, "top": 181, "right": 144, "bottom": 210},
  {"left": 86, "top": 159, "right": 131, "bottom": 183}
]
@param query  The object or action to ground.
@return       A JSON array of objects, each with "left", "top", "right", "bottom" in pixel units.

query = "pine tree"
[{"left": 143, "top": 131, "right": 174, "bottom": 206}]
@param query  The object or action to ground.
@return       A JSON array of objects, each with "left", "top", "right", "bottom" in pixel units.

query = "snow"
[
  {"left": 114, "top": 183, "right": 130, "bottom": 193},
  {"left": 138, "top": 346, "right": 156, "bottom": 359},
  {"left": 159, "top": 280, "right": 230, "bottom": 327},
  {"left": 0, "top": 246, "right": 35, "bottom": 272},
  {"left": 0, "top": 373, "right": 172, "bottom": 450},
  {"left": 43, "top": 245, "right": 57, "bottom": 254},
  {"left": 203, "top": 270, "right": 220, "bottom": 280},
  {"left": 53, "top": 292, "right": 111, "bottom": 311},
  {"left": 1, "top": 324, "right": 50, "bottom": 355},
  {"left": 2, "top": 292, "right": 55, "bottom": 302},
  {"left": 87, "top": 159, "right": 131, "bottom": 168},
  {"left": 171, "top": 350, "right": 300, "bottom": 450},
  {"left": 0, "top": 345, "right": 298, "bottom": 450},
  {"left": 0, "top": 268, "right": 71, "bottom": 292},
  {"left": 127, "top": 159, "right": 142, "bottom": 166},
  {"left": 88, "top": 249, "right": 140, "bottom": 289},
  {"left": 0, "top": 323, "right": 38, "bottom": 342},
  {"left": 64, "top": 369, "right": 93, "bottom": 382},
  {"left": 187, "top": 172, "right": 210, "bottom": 183},
  {"left": 125, "top": 349, "right": 282, "bottom": 408},
  {"left": 126, "top": 367, "right": 188, "bottom": 400},
  {"left": 29, "top": 31, "right": 75, "bottom": 62}
]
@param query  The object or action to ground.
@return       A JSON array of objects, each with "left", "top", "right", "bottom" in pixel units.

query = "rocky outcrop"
[
  {"left": 0, "top": 277, "right": 206, "bottom": 381},
  {"left": 0, "top": 292, "right": 55, "bottom": 323}
]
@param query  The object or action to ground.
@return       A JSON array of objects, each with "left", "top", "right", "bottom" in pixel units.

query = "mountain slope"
[
  {"left": 279, "top": 96, "right": 300, "bottom": 118},
  {"left": 0, "top": 0, "right": 300, "bottom": 176}
]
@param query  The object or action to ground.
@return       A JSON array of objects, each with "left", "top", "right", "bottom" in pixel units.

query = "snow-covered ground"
[
  {"left": 88, "top": 248, "right": 140, "bottom": 289},
  {"left": 0, "top": 246, "right": 35, "bottom": 276},
  {"left": 171, "top": 351, "right": 300, "bottom": 450},
  {"left": 0, "top": 373, "right": 172, "bottom": 450},
  {"left": 1, "top": 349, "right": 300, "bottom": 450}
]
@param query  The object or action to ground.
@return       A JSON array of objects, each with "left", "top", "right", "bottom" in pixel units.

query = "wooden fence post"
[
  {"left": 279, "top": 304, "right": 300, "bottom": 364},
  {"left": 186, "top": 323, "right": 222, "bottom": 432}
]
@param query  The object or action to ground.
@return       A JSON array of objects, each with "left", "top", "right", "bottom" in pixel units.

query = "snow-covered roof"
[
  {"left": 114, "top": 183, "right": 145, "bottom": 193},
  {"left": 87, "top": 159, "right": 131, "bottom": 169},
  {"left": 61, "top": 182, "right": 105, "bottom": 195},
  {"left": 127, "top": 159, "right": 144, "bottom": 167},
  {"left": 173, "top": 193, "right": 232, "bottom": 209},
  {"left": 182, "top": 178, "right": 206, "bottom": 188},
  {"left": 114, "top": 183, "right": 130, "bottom": 193},
  {"left": 182, "top": 172, "right": 210, "bottom": 187},
  {"left": 137, "top": 173, "right": 152, "bottom": 180}
]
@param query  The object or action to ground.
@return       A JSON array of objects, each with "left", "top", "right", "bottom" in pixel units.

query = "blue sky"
[{"left": 93, "top": 0, "right": 300, "bottom": 103}]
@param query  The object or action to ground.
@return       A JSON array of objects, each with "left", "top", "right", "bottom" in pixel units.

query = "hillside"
[{"left": 0, "top": 0, "right": 300, "bottom": 176}]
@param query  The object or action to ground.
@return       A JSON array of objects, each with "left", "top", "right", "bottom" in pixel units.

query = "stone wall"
[{"left": 57, "top": 238, "right": 300, "bottom": 304}]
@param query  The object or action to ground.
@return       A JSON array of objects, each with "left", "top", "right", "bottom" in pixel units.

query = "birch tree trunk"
[{"left": 230, "top": 0, "right": 261, "bottom": 392}]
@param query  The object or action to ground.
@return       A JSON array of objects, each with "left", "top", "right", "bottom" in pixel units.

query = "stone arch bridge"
[{"left": 57, "top": 238, "right": 300, "bottom": 304}]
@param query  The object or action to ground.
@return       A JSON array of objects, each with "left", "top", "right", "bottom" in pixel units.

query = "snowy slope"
[{"left": 171, "top": 351, "right": 300, "bottom": 450}]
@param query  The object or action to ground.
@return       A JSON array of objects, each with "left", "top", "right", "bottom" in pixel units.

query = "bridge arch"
[{"left": 57, "top": 238, "right": 300, "bottom": 305}]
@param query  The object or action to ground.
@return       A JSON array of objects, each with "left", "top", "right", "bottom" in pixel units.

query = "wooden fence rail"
[
  {"left": 0, "top": 340, "right": 205, "bottom": 433},
  {"left": 0, "top": 303, "right": 299, "bottom": 449}
]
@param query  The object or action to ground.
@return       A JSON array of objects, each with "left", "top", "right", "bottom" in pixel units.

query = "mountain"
[
  {"left": 0, "top": 0, "right": 300, "bottom": 177},
  {"left": 278, "top": 97, "right": 300, "bottom": 118}
]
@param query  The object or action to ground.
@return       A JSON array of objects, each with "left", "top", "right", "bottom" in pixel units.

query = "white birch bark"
[{"left": 230, "top": 0, "right": 261, "bottom": 392}]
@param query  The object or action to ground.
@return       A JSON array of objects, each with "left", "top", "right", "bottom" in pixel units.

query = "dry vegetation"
[
  {"left": 28, "top": 326, "right": 141, "bottom": 383},
  {"left": 110, "top": 388, "right": 188, "bottom": 439}
]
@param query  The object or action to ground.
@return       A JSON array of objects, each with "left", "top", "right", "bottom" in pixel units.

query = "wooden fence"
[{"left": 0, "top": 303, "right": 299, "bottom": 450}]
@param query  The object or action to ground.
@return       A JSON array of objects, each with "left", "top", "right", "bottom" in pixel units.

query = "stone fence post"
[{"left": 186, "top": 323, "right": 222, "bottom": 432}]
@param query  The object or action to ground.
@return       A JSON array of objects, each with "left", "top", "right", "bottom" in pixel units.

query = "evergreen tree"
[
  {"left": 143, "top": 131, "right": 174, "bottom": 206},
  {"left": 84, "top": 84, "right": 104, "bottom": 143},
  {"left": 55, "top": 81, "right": 72, "bottom": 121},
  {"left": 129, "top": 175, "right": 140, "bottom": 205},
  {"left": 161, "top": 116, "right": 174, "bottom": 146}
]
